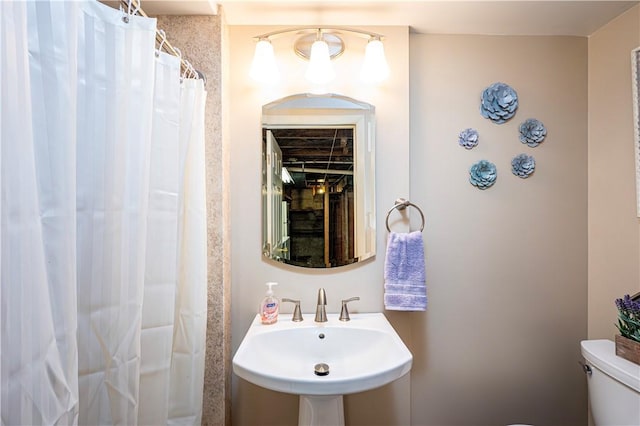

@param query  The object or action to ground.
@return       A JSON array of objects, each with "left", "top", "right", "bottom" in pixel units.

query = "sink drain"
[{"left": 314, "top": 363, "right": 329, "bottom": 376}]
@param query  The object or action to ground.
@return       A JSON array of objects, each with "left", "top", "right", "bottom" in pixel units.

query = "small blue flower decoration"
[
  {"left": 511, "top": 154, "right": 535, "bottom": 178},
  {"left": 480, "top": 82, "right": 518, "bottom": 124},
  {"left": 458, "top": 128, "right": 479, "bottom": 149},
  {"left": 469, "top": 160, "right": 497, "bottom": 189},
  {"left": 519, "top": 118, "right": 546, "bottom": 147}
]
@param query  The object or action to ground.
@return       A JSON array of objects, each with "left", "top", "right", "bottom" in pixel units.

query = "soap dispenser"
[{"left": 260, "top": 282, "right": 279, "bottom": 324}]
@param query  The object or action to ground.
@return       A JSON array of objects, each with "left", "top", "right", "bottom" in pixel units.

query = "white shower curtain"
[
  {"left": 168, "top": 78, "right": 207, "bottom": 426},
  {"left": 0, "top": 1, "right": 207, "bottom": 425},
  {"left": 138, "top": 50, "right": 182, "bottom": 426},
  {"left": 1, "top": 2, "right": 80, "bottom": 424}
]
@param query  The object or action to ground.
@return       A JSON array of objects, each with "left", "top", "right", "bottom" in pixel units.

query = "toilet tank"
[{"left": 581, "top": 340, "right": 640, "bottom": 426}]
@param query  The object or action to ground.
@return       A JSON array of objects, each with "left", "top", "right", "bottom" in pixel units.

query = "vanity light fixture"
[
  {"left": 250, "top": 38, "right": 279, "bottom": 84},
  {"left": 305, "top": 30, "right": 336, "bottom": 85},
  {"left": 361, "top": 37, "right": 390, "bottom": 84},
  {"left": 251, "top": 27, "right": 389, "bottom": 86}
]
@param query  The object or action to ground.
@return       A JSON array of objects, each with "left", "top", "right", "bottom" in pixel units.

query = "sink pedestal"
[{"left": 299, "top": 395, "right": 344, "bottom": 426}]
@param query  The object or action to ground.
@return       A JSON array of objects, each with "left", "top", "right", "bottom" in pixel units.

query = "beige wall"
[
  {"left": 587, "top": 5, "right": 640, "bottom": 341},
  {"left": 227, "top": 26, "right": 412, "bottom": 425},
  {"left": 409, "top": 34, "right": 588, "bottom": 425}
]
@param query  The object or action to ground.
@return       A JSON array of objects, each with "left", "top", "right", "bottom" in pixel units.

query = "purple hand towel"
[{"left": 384, "top": 231, "right": 427, "bottom": 311}]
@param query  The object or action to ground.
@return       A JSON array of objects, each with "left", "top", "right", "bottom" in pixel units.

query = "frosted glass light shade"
[
  {"left": 250, "top": 39, "right": 279, "bottom": 84},
  {"left": 360, "top": 38, "right": 389, "bottom": 84},
  {"left": 305, "top": 39, "right": 335, "bottom": 85}
]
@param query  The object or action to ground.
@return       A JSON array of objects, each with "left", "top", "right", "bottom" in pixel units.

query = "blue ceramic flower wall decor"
[
  {"left": 469, "top": 160, "right": 497, "bottom": 189},
  {"left": 480, "top": 82, "right": 518, "bottom": 124},
  {"left": 519, "top": 118, "right": 546, "bottom": 147},
  {"left": 458, "top": 128, "right": 479, "bottom": 149},
  {"left": 511, "top": 154, "right": 535, "bottom": 178}
]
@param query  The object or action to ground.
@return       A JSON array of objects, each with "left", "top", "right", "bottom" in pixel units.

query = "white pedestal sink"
[{"left": 232, "top": 313, "right": 413, "bottom": 426}]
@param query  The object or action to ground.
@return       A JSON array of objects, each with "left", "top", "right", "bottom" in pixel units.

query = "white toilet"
[{"left": 581, "top": 339, "right": 640, "bottom": 425}]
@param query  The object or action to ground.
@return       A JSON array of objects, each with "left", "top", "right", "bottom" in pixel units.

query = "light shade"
[
  {"left": 360, "top": 38, "right": 389, "bottom": 84},
  {"left": 250, "top": 39, "right": 279, "bottom": 84},
  {"left": 305, "top": 39, "right": 335, "bottom": 85}
]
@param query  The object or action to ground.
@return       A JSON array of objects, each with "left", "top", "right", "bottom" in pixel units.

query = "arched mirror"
[{"left": 262, "top": 94, "right": 376, "bottom": 268}]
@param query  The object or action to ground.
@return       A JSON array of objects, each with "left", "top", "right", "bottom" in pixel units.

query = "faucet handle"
[
  {"left": 339, "top": 297, "right": 360, "bottom": 321},
  {"left": 282, "top": 298, "right": 303, "bottom": 322}
]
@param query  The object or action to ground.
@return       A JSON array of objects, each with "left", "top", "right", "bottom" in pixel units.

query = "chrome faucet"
[{"left": 314, "top": 288, "right": 327, "bottom": 323}]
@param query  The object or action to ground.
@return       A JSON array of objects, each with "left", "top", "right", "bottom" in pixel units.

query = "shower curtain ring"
[
  {"left": 128, "top": 0, "right": 141, "bottom": 16},
  {"left": 186, "top": 61, "right": 197, "bottom": 79},
  {"left": 156, "top": 29, "right": 167, "bottom": 57},
  {"left": 120, "top": 4, "right": 130, "bottom": 23},
  {"left": 121, "top": 0, "right": 140, "bottom": 23}
]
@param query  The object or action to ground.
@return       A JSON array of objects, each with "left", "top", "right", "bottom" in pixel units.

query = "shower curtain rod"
[{"left": 119, "top": 0, "right": 205, "bottom": 83}]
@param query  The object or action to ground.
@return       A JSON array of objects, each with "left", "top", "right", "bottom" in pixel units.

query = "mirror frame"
[{"left": 261, "top": 93, "right": 376, "bottom": 268}]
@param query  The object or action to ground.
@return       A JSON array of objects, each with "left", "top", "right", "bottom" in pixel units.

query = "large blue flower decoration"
[
  {"left": 458, "top": 128, "right": 479, "bottom": 149},
  {"left": 480, "top": 82, "right": 518, "bottom": 124},
  {"left": 511, "top": 154, "right": 535, "bottom": 178},
  {"left": 519, "top": 118, "right": 546, "bottom": 147},
  {"left": 469, "top": 160, "right": 497, "bottom": 189}
]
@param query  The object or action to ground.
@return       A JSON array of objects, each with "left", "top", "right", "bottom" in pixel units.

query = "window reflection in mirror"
[
  {"left": 262, "top": 94, "right": 375, "bottom": 269},
  {"left": 266, "top": 127, "right": 355, "bottom": 267}
]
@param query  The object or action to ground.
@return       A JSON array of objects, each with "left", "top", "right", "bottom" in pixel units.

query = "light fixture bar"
[
  {"left": 251, "top": 26, "right": 389, "bottom": 86},
  {"left": 294, "top": 33, "right": 344, "bottom": 60},
  {"left": 253, "top": 26, "right": 384, "bottom": 42}
]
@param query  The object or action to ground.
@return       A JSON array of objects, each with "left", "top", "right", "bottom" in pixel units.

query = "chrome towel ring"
[{"left": 385, "top": 198, "right": 425, "bottom": 232}]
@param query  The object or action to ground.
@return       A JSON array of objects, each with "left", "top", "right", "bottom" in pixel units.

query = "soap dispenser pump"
[{"left": 260, "top": 282, "right": 279, "bottom": 324}]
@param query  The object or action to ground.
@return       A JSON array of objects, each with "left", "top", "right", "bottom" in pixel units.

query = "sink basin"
[{"left": 233, "top": 312, "right": 412, "bottom": 396}]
